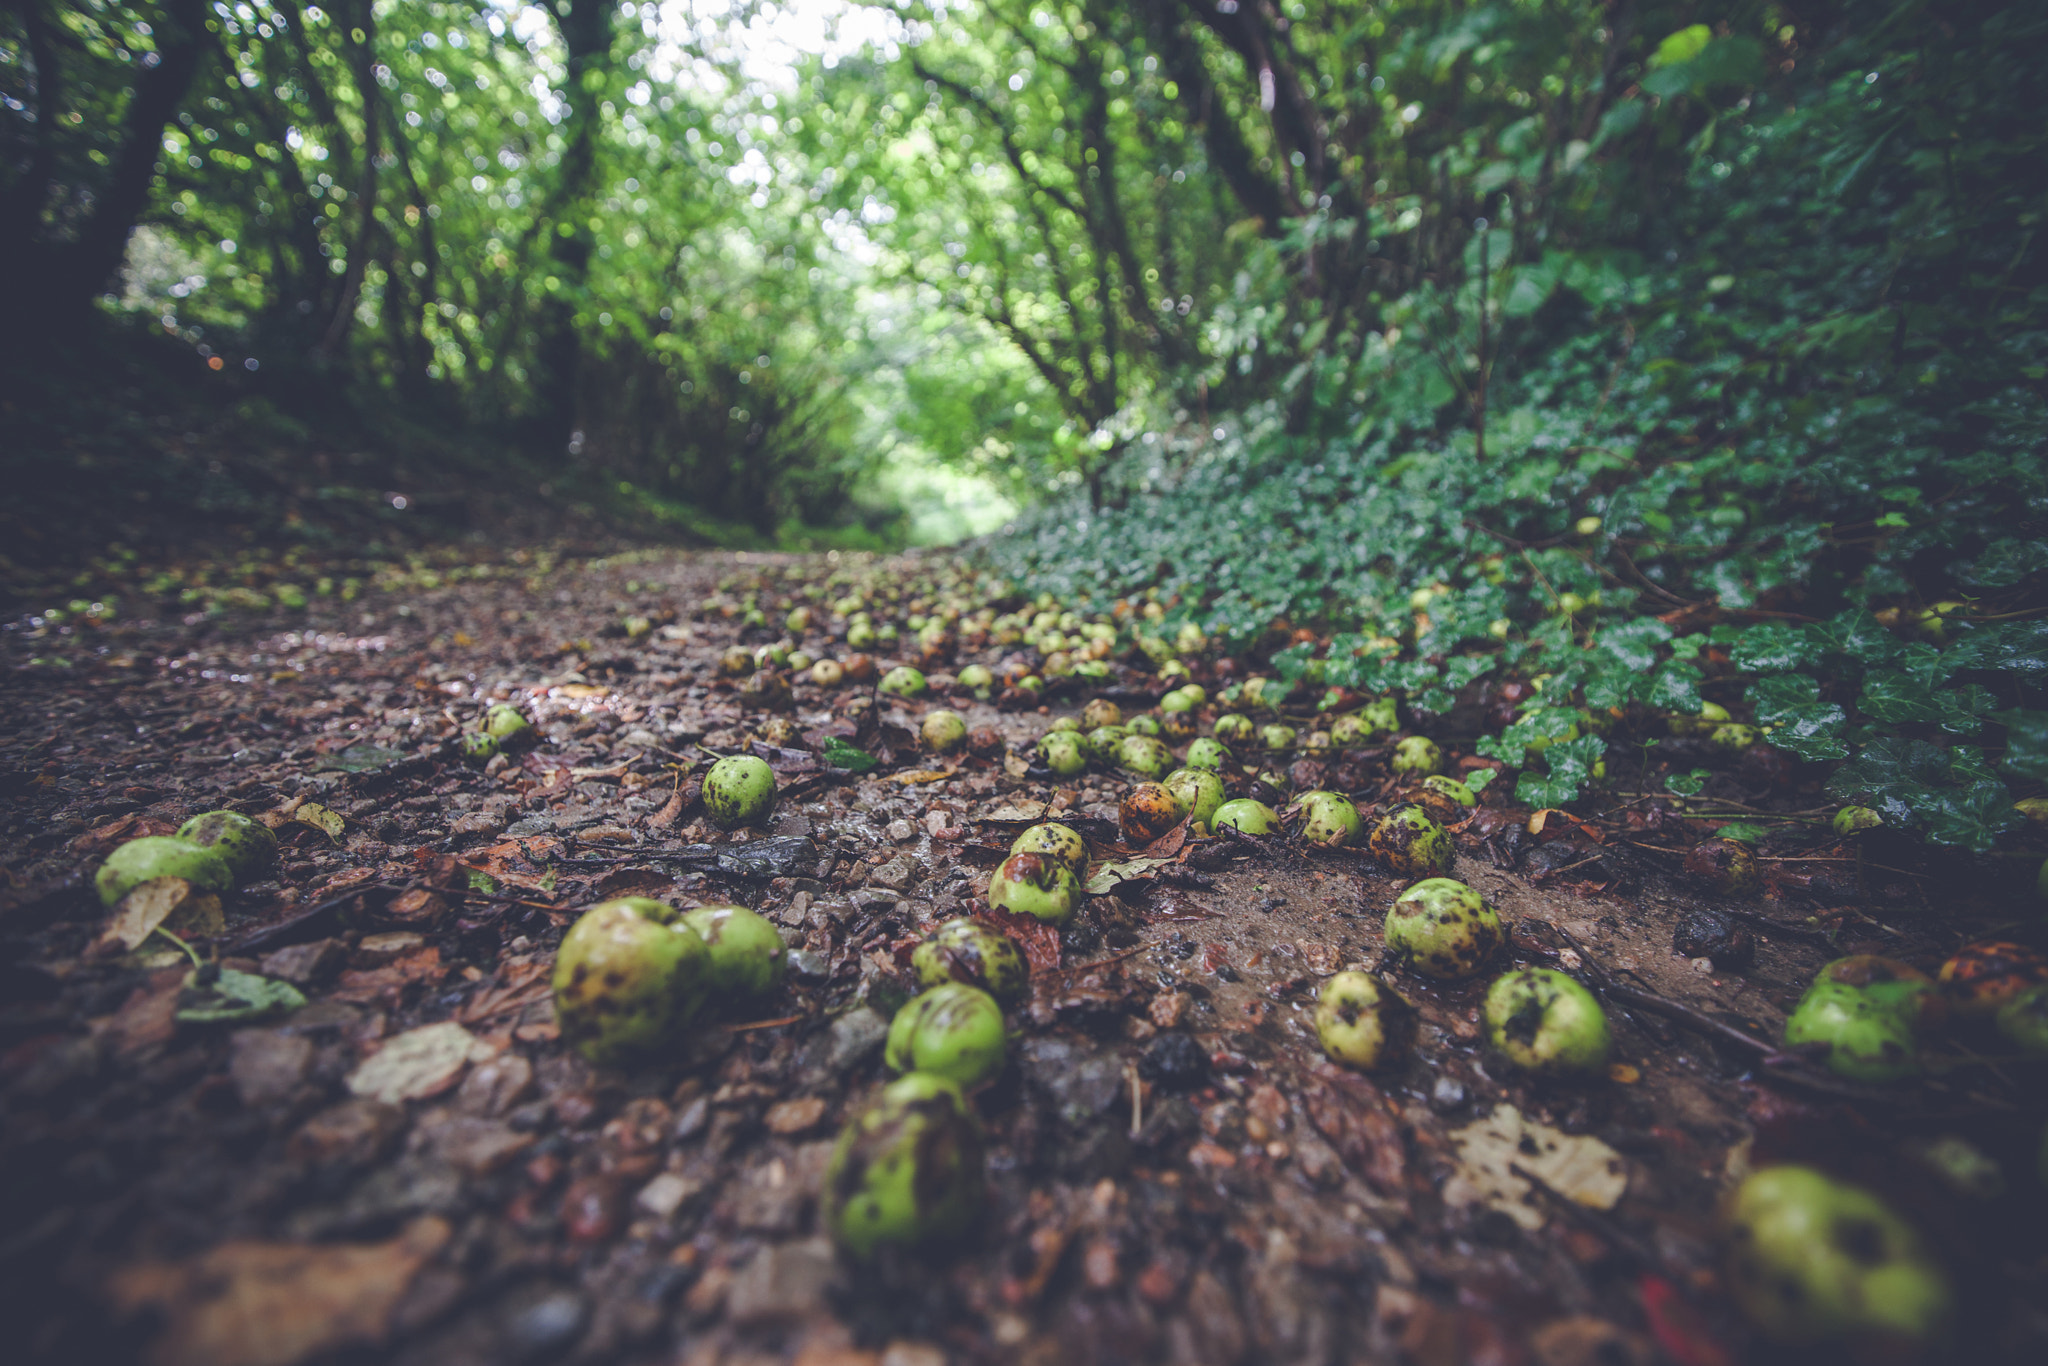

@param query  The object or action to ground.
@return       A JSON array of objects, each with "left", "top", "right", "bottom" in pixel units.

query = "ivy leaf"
[
  {"left": 1944, "top": 620, "right": 2048, "bottom": 686},
  {"left": 1666, "top": 768, "right": 1710, "bottom": 796},
  {"left": 176, "top": 967, "right": 308, "bottom": 1024},
  {"left": 1517, "top": 733, "right": 1606, "bottom": 807},
  {"left": 1729, "top": 621, "right": 1819, "bottom": 673},
  {"left": 1515, "top": 771, "right": 1584, "bottom": 809},
  {"left": 1916, "top": 781, "right": 2022, "bottom": 853},
  {"left": 1749, "top": 672, "right": 1820, "bottom": 723},
  {"left": 1859, "top": 670, "right": 1944, "bottom": 725},
  {"left": 1594, "top": 617, "right": 1671, "bottom": 672},
  {"left": 1997, "top": 711, "right": 2048, "bottom": 782},
  {"left": 1764, "top": 704, "right": 1851, "bottom": 761},
  {"left": 1270, "top": 642, "right": 1318, "bottom": 685},
  {"left": 1645, "top": 658, "right": 1703, "bottom": 712},
  {"left": 1715, "top": 821, "right": 1769, "bottom": 846},
  {"left": 821, "top": 737, "right": 879, "bottom": 773},
  {"left": 1824, "top": 736, "right": 1954, "bottom": 824},
  {"left": 1809, "top": 610, "right": 1902, "bottom": 666}
]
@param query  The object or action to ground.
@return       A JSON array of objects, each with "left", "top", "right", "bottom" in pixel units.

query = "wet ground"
[{"left": 3, "top": 549, "right": 2044, "bottom": 1366}]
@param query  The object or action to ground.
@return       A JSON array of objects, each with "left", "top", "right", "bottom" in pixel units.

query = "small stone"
[
  {"left": 1430, "top": 1075, "right": 1467, "bottom": 1114},
  {"left": 727, "top": 1238, "right": 841, "bottom": 1327},
  {"left": 789, "top": 949, "right": 831, "bottom": 981},
  {"left": 502, "top": 1288, "right": 589, "bottom": 1362},
  {"left": 451, "top": 811, "right": 504, "bottom": 837},
  {"left": 1138, "top": 1032, "right": 1208, "bottom": 1090},
  {"left": 506, "top": 816, "right": 554, "bottom": 837},
  {"left": 827, "top": 1007, "right": 890, "bottom": 1068},
  {"left": 430, "top": 1116, "right": 534, "bottom": 1175},
  {"left": 289, "top": 1098, "right": 406, "bottom": 1167},
  {"left": 561, "top": 1175, "right": 627, "bottom": 1243},
  {"left": 735, "top": 1157, "right": 806, "bottom": 1233},
  {"left": 1691, "top": 956, "right": 1715, "bottom": 975},
  {"left": 1671, "top": 907, "right": 1755, "bottom": 971},
  {"left": 1147, "top": 991, "right": 1190, "bottom": 1029},
  {"left": 261, "top": 938, "right": 346, "bottom": 985},
  {"left": 765, "top": 1097, "right": 828, "bottom": 1135},
  {"left": 456, "top": 1052, "right": 535, "bottom": 1117},
  {"left": 354, "top": 931, "right": 425, "bottom": 965},
  {"left": 867, "top": 856, "right": 920, "bottom": 892},
  {"left": 886, "top": 819, "right": 915, "bottom": 843},
  {"left": 635, "top": 1171, "right": 702, "bottom": 1219},
  {"left": 229, "top": 1028, "right": 313, "bottom": 1108}
]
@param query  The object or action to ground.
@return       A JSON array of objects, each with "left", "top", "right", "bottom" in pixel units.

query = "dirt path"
[{"left": 2, "top": 549, "right": 2041, "bottom": 1366}]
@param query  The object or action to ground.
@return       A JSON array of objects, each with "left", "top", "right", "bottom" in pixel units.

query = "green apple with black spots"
[
  {"left": 551, "top": 897, "right": 710, "bottom": 1067},
  {"left": 1315, "top": 971, "right": 1411, "bottom": 1070},
  {"left": 1212, "top": 798, "right": 1279, "bottom": 835},
  {"left": 1122, "top": 781, "right": 1190, "bottom": 845},
  {"left": 1783, "top": 956, "right": 1935, "bottom": 1083},
  {"left": 1008, "top": 823, "right": 1088, "bottom": 877},
  {"left": 1385, "top": 878, "right": 1503, "bottom": 980},
  {"left": 913, "top": 918, "right": 1030, "bottom": 1005},
  {"left": 826, "top": 1073, "right": 984, "bottom": 1260},
  {"left": 1213, "top": 713, "right": 1254, "bottom": 744},
  {"left": 1184, "top": 737, "right": 1230, "bottom": 772},
  {"left": 921, "top": 709, "right": 968, "bottom": 753},
  {"left": 680, "top": 904, "right": 786, "bottom": 1001},
  {"left": 175, "top": 810, "right": 278, "bottom": 884},
  {"left": 484, "top": 703, "right": 533, "bottom": 744},
  {"left": 1293, "top": 790, "right": 1361, "bottom": 848},
  {"left": 885, "top": 983, "right": 1007, "bottom": 1088},
  {"left": 1367, "top": 805, "right": 1453, "bottom": 878},
  {"left": 702, "top": 754, "right": 777, "bottom": 828},
  {"left": 1117, "top": 733, "right": 1173, "bottom": 779},
  {"left": 1724, "top": 1164, "right": 1951, "bottom": 1344},
  {"left": 878, "top": 665, "right": 928, "bottom": 698},
  {"left": 1037, "top": 730, "right": 1088, "bottom": 777},
  {"left": 1164, "top": 767, "right": 1226, "bottom": 833},
  {"left": 1483, "top": 967, "right": 1612, "bottom": 1076},
  {"left": 97, "top": 836, "right": 234, "bottom": 908},
  {"left": 1390, "top": 736, "right": 1443, "bottom": 777},
  {"left": 989, "top": 852, "right": 1081, "bottom": 924}
]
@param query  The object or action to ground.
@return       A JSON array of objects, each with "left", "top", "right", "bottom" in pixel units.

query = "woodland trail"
[{"left": 2, "top": 547, "right": 2042, "bottom": 1366}]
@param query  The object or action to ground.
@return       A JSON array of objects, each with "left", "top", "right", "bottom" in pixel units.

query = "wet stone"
[
  {"left": 288, "top": 1098, "right": 407, "bottom": 1168},
  {"left": 505, "top": 816, "right": 554, "bottom": 837},
  {"left": 867, "top": 855, "right": 921, "bottom": 892},
  {"left": 1138, "top": 1032, "right": 1209, "bottom": 1090},
  {"left": 260, "top": 937, "right": 347, "bottom": 986},
  {"left": 1671, "top": 907, "right": 1756, "bottom": 971},
  {"left": 715, "top": 836, "right": 818, "bottom": 880},
  {"left": 788, "top": 949, "right": 831, "bottom": 981},
  {"left": 456, "top": 1051, "right": 536, "bottom": 1117},
  {"left": 726, "top": 1237, "right": 842, "bottom": 1327},
  {"left": 1025, "top": 1039, "right": 1125, "bottom": 1120},
  {"left": 229, "top": 1028, "right": 313, "bottom": 1107},
  {"left": 502, "top": 1287, "right": 590, "bottom": 1362},
  {"left": 826, "top": 1006, "right": 890, "bottom": 1069}
]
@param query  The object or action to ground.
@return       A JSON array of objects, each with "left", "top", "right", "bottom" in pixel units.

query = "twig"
[{"left": 723, "top": 1014, "right": 806, "bottom": 1033}]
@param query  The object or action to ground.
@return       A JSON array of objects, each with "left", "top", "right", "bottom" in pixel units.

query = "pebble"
[
  {"left": 502, "top": 1288, "right": 589, "bottom": 1362},
  {"left": 886, "top": 819, "right": 916, "bottom": 842},
  {"left": 457, "top": 1052, "right": 536, "bottom": 1117},
  {"left": 288, "top": 1098, "right": 406, "bottom": 1168},
  {"left": 1137, "top": 1032, "right": 1208, "bottom": 1090},
  {"left": 826, "top": 1007, "right": 890, "bottom": 1068},
  {"left": 1430, "top": 1075, "right": 1467, "bottom": 1114},
  {"left": 229, "top": 1028, "right": 312, "bottom": 1107},
  {"left": 726, "top": 1238, "right": 841, "bottom": 1326},
  {"left": 259, "top": 938, "right": 347, "bottom": 985},
  {"left": 634, "top": 1172, "right": 701, "bottom": 1219},
  {"left": 788, "top": 948, "right": 831, "bottom": 981}
]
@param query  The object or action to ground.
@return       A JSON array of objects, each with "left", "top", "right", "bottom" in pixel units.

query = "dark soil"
[{"left": 3, "top": 549, "right": 2044, "bottom": 1366}]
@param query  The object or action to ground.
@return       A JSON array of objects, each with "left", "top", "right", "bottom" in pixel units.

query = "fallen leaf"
[
  {"left": 176, "top": 969, "right": 308, "bottom": 1024},
  {"left": 891, "top": 768, "right": 955, "bottom": 785},
  {"left": 977, "top": 800, "right": 1047, "bottom": 824},
  {"left": 95, "top": 877, "right": 224, "bottom": 955},
  {"left": 820, "top": 737, "right": 878, "bottom": 773},
  {"left": 1084, "top": 854, "right": 1177, "bottom": 895},
  {"left": 456, "top": 960, "right": 553, "bottom": 1025},
  {"left": 1442, "top": 1103, "right": 1628, "bottom": 1231},
  {"left": 293, "top": 804, "right": 346, "bottom": 842},
  {"left": 555, "top": 683, "right": 610, "bottom": 699},
  {"left": 569, "top": 762, "right": 631, "bottom": 780},
  {"left": 312, "top": 743, "right": 408, "bottom": 774},
  {"left": 345, "top": 1021, "right": 494, "bottom": 1105},
  {"left": 107, "top": 1216, "right": 451, "bottom": 1366},
  {"left": 980, "top": 908, "right": 1061, "bottom": 974}
]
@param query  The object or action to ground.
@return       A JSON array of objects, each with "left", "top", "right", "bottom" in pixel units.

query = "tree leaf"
[{"left": 176, "top": 968, "right": 308, "bottom": 1024}]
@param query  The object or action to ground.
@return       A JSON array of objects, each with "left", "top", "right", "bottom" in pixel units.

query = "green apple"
[
  {"left": 1483, "top": 967, "right": 1612, "bottom": 1076},
  {"left": 1384, "top": 878, "right": 1503, "bottom": 981},
  {"left": 1315, "top": 971, "right": 1410, "bottom": 1069},
  {"left": 826, "top": 1073, "right": 983, "bottom": 1260},
  {"left": 885, "top": 983, "right": 1007, "bottom": 1088}
]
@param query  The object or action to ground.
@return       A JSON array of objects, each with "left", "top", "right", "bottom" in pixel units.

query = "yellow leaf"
[{"left": 295, "top": 803, "right": 346, "bottom": 841}]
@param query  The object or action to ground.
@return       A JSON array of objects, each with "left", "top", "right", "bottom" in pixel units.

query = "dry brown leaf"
[
  {"left": 106, "top": 1216, "right": 451, "bottom": 1366},
  {"left": 890, "top": 768, "right": 955, "bottom": 785},
  {"left": 1442, "top": 1104, "right": 1628, "bottom": 1231},
  {"left": 344, "top": 1022, "right": 495, "bottom": 1105},
  {"left": 95, "top": 878, "right": 224, "bottom": 955}
]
